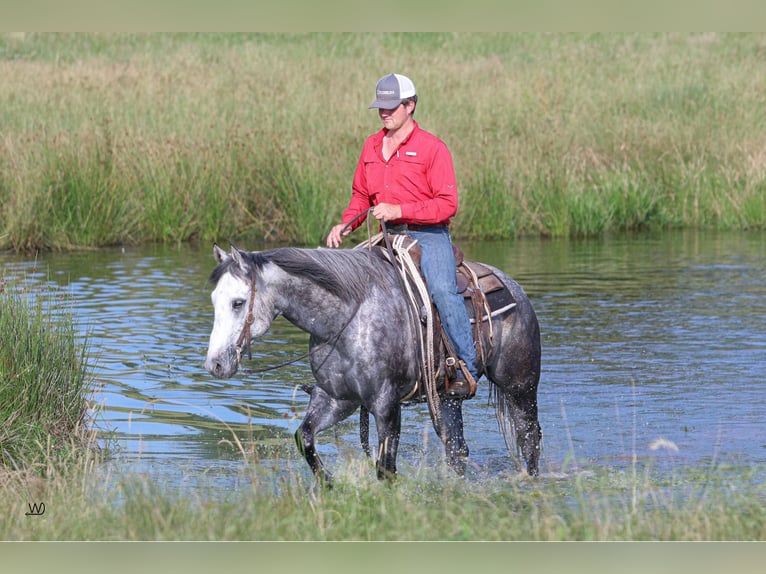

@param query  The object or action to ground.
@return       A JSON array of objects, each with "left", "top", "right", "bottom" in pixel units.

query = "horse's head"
[{"left": 205, "top": 244, "right": 274, "bottom": 378}]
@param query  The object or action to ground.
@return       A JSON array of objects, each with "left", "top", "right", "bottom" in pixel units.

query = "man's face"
[{"left": 378, "top": 101, "right": 413, "bottom": 131}]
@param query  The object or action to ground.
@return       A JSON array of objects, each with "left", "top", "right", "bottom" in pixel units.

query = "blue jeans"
[{"left": 408, "top": 226, "right": 478, "bottom": 379}]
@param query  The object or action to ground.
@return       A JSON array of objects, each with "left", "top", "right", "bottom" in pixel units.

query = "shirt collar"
[{"left": 378, "top": 119, "right": 419, "bottom": 146}]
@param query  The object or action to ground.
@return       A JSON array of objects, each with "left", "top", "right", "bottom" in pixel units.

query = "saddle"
[{"left": 366, "top": 234, "right": 517, "bottom": 402}]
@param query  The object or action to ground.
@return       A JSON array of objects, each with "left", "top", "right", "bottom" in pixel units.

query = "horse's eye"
[{"left": 232, "top": 299, "right": 246, "bottom": 311}]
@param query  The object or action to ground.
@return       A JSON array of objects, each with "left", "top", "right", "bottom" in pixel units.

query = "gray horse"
[{"left": 205, "top": 244, "right": 542, "bottom": 486}]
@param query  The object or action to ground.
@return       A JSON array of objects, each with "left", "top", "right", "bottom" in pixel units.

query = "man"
[{"left": 326, "top": 73, "right": 478, "bottom": 397}]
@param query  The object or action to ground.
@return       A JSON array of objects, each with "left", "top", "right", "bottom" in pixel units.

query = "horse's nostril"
[{"left": 205, "top": 357, "right": 221, "bottom": 377}]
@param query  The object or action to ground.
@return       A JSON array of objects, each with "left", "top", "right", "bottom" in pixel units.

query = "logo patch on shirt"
[{"left": 405, "top": 151, "right": 417, "bottom": 156}]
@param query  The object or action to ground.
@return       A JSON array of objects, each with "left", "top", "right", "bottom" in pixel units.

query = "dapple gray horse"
[{"left": 205, "top": 244, "right": 541, "bottom": 486}]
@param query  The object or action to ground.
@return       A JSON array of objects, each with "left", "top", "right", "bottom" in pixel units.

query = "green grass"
[
  {"left": 0, "top": 274, "right": 96, "bottom": 470},
  {"left": 0, "top": 450, "right": 763, "bottom": 540},
  {"left": 1, "top": 33, "right": 765, "bottom": 251}
]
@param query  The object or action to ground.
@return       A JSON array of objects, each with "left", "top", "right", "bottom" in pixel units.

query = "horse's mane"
[{"left": 210, "top": 247, "right": 392, "bottom": 303}]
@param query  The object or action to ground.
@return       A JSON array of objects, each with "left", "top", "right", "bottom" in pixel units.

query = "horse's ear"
[
  {"left": 230, "top": 245, "right": 249, "bottom": 273},
  {"left": 213, "top": 243, "right": 230, "bottom": 264}
]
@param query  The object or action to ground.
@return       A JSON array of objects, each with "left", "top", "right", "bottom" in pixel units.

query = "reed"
[
  {"left": 1, "top": 32, "right": 764, "bottom": 251},
  {"left": 0, "top": 274, "right": 95, "bottom": 470}
]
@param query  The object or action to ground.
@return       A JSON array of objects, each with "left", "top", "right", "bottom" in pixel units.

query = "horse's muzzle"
[{"left": 205, "top": 346, "right": 239, "bottom": 379}]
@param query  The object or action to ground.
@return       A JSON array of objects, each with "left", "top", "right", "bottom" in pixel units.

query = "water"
[{"left": 2, "top": 231, "right": 764, "bottom": 489}]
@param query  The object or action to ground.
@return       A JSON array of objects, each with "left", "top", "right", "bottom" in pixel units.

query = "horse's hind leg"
[
  {"left": 489, "top": 297, "right": 543, "bottom": 476},
  {"left": 498, "top": 385, "right": 542, "bottom": 476},
  {"left": 516, "top": 391, "right": 542, "bottom": 476},
  {"left": 360, "top": 405, "right": 371, "bottom": 458}
]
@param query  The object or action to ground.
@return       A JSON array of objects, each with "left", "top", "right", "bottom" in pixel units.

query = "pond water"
[{"left": 2, "top": 230, "right": 764, "bottom": 490}]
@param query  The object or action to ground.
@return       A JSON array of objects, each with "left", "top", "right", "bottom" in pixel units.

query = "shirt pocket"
[
  {"left": 397, "top": 152, "right": 428, "bottom": 188},
  {"left": 362, "top": 159, "right": 384, "bottom": 202}
]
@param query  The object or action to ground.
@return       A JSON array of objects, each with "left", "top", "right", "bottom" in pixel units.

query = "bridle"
[
  {"left": 230, "top": 266, "right": 319, "bottom": 375},
  {"left": 235, "top": 270, "right": 258, "bottom": 364}
]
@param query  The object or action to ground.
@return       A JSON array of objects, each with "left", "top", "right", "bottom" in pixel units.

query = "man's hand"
[
  {"left": 327, "top": 203, "right": 402, "bottom": 247},
  {"left": 372, "top": 203, "right": 402, "bottom": 222},
  {"left": 326, "top": 223, "right": 350, "bottom": 248}
]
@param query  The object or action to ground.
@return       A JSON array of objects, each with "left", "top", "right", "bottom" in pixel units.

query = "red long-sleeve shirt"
[{"left": 342, "top": 121, "right": 459, "bottom": 228}]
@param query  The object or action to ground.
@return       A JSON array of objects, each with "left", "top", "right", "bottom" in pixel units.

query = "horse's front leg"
[
  {"left": 295, "top": 388, "right": 357, "bottom": 488},
  {"left": 373, "top": 401, "right": 402, "bottom": 481},
  {"left": 435, "top": 397, "right": 470, "bottom": 475}
]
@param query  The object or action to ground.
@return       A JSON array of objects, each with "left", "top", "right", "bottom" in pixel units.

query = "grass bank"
[
  {"left": 1, "top": 33, "right": 764, "bottom": 251},
  {"left": 0, "top": 273, "right": 95, "bottom": 471},
  {"left": 1, "top": 453, "right": 764, "bottom": 540}
]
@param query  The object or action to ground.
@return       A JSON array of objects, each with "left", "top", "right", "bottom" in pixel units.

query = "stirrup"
[{"left": 444, "top": 359, "right": 477, "bottom": 399}]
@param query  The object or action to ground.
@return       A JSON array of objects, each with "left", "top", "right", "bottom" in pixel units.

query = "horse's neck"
[{"left": 273, "top": 274, "right": 357, "bottom": 342}]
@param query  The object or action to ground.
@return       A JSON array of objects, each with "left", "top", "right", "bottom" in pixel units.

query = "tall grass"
[
  {"left": 0, "top": 33, "right": 764, "bottom": 251},
  {"left": 0, "top": 274, "right": 95, "bottom": 470}
]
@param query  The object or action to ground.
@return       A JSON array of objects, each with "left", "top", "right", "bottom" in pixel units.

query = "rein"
[{"left": 339, "top": 207, "right": 376, "bottom": 240}]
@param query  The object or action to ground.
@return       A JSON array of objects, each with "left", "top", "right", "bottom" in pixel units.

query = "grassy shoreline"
[
  {"left": 1, "top": 33, "right": 764, "bottom": 252},
  {"left": 1, "top": 452, "right": 763, "bottom": 540}
]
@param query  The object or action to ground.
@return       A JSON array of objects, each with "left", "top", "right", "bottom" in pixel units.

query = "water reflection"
[{"left": 1, "top": 231, "right": 764, "bottom": 488}]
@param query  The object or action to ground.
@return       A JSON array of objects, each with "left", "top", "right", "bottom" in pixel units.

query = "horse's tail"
[{"left": 490, "top": 382, "right": 522, "bottom": 468}]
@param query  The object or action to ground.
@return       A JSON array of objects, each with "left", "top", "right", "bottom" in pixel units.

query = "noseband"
[{"left": 235, "top": 270, "right": 258, "bottom": 364}]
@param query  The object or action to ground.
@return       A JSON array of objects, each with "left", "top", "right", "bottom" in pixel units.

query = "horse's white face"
[{"left": 205, "top": 245, "right": 274, "bottom": 379}]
